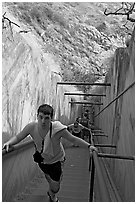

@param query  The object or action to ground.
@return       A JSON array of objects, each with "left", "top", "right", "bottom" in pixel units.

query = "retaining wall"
[{"left": 93, "top": 29, "right": 135, "bottom": 201}]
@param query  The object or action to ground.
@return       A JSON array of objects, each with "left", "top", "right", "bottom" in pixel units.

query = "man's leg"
[
  {"left": 45, "top": 173, "right": 61, "bottom": 201},
  {"left": 45, "top": 161, "right": 65, "bottom": 201}
]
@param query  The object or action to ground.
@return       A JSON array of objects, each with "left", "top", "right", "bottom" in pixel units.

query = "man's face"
[
  {"left": 37, "top": 112, "right": 51, "bottom": 128},
  {"left": 74, "top": 121, "right": 78, "bottom": 128}
]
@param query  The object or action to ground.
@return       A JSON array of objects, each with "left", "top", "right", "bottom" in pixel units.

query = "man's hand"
[{"left": 3, "top": 142, "right": 11, "bottom": 152}]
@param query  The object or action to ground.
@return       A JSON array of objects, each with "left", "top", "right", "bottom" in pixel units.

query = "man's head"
[
  {"left": 37, "top": 104, "right": 53, "bottom": 118},
  {"left": 74, "top": 120, "right": 79, "bottom": 128},
  {"left": 37, "top": 104, "right": 54, "bottom": 128},
  {"left": 76, "top": 117, "right": 80, "bottom": 123},
  {"left": 83, "top": 112, "right": 88, "bottom": 118}
]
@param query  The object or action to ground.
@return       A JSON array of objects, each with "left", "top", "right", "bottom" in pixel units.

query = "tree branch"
[
  {"left": 2, "top": 12, "right": 20, "bottom": 29},
  {"left": 104, "top": 2, "right": 135, "bottom": 22}
]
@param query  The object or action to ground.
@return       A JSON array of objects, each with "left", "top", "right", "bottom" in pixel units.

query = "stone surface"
[
  {"left": 2, "top": 2, "right": 134, "bottom": 93},
  {"left": 2, "top": 5, "right": 83, "bottom": 144}
]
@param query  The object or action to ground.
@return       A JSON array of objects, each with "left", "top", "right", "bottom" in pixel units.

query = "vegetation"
[{"left": 2, "top": 2, "right": 135, "bottom": 92}]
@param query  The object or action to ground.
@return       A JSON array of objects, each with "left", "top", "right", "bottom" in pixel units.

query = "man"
[
  {"left": 3, "top": 104, "right": 97, "bottom": 202},
  {"left": 79, "top": 112, "right": 89, "bottom": 128},
  {"left": 67, "top": 119, "right": 92, "bottom": 143}
]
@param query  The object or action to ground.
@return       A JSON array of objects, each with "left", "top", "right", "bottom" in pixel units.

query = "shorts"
[{"left": 38, "top": 160, "right": 65, "bottom": 182}]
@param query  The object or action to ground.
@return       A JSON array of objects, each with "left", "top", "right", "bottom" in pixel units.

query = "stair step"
[
  {"left": 13, "top": 148, "right": 90, "bottom": 202},
  {"left": 58, "top": 196, "right": 89, "bottom": 202},
  {"left": 59, "top": 189, "right": 89, "bottom": 198},
  {"left": 16, "top": 195, "right": 48, "bottom": 202},
  {"left": 60, "top": 182, "right": 89, "bottom": 189}
]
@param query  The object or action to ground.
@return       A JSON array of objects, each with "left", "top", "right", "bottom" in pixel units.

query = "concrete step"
[
  {"left": 14, "top": 148, "right": 90, "bottom": 202},
  {"left": 58, "top": 196, "right": 89, "bottom": 202},
  {"left": 58, "top": 189, "right": 89, "bottom": 198}
]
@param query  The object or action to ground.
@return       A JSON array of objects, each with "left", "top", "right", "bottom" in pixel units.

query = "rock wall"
[
  {"left": 93, "top": 29, "right": 135, "bottom": 201},
  {"left": 2, "top": 10, "right": 83, "bottom": 201},
  {"left": 2, "top": 10, "right": 83, "bottom": 145}
]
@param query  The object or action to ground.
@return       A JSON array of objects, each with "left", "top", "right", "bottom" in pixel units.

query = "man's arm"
[{"left": 3, "top": 123, "right": 33, "bottom": 152}]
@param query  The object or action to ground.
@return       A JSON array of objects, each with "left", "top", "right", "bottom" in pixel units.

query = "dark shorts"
[{"left": 38, "top": 160, "right": 64, "bottom": 182}]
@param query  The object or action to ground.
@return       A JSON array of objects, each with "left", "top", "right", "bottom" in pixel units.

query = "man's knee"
[{"left": 51, "top": 183, "right": 60, "bottom": 194}]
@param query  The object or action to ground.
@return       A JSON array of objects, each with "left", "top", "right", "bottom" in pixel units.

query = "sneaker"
[
  {"left": 55, "top": 198, "right": 59, "bottom": 202},
  {"left": 47, "top": 192, "right": 59, "bottom": 202},
  {"left": 47, "top": 191, "right": 53, "bottom": 202}
]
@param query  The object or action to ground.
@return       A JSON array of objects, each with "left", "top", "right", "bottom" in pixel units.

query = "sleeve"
[{"left": 52, "top": 121, "right": 67, "bottom": 135}]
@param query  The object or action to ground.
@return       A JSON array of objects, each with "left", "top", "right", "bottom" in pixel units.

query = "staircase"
[{"left": 13, "top": 147, "right": 91, "bottom": 202}]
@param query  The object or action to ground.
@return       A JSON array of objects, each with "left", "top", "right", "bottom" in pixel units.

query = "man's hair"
[
  {"left": 37, "top": 104, "right": 53, "bottom": 118},
  {"left": 84, "top": 112, "right": 88, "bottom": 117},
  {"left": 75, "top": 117, "right": 79, "bottom": 123}
]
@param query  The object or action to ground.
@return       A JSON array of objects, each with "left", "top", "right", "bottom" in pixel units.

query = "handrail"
[
  {"left": 94, "top": 144, "right": 116, "bottom": 148},
  {"left": 94, "top": 81, "right": 135, "bottom": 117},
  {"left": 101, "top": 157, "right": 122, "bottom": 201},
  {"left": 89, "top": 150, "right": 134, "bottom": 201},
  {"left": 89, "top": 155, "right": 95, "bottom": 201},
  {"left": 2, "top": 139, "right": 34, "bottom": 156},
  {"left": 90, "top": 150, "right": 111, "bottom": 201},
  {"left": 93, "top": 134, "right": 108, "bottom": 137},
  {"left": 69, "top": 101, "right": 103, "bottom": 105},
  {"left": 98, "top": 153, "right": 135, "bottom": 160},
  {"left": 57, "top": 82, "right": 111, "bottom": 86},
  {"left": 64, "top": 93, "right": 106, "bottom": 97}
]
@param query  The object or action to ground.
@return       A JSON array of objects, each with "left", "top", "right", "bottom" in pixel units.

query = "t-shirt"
[
  {"left": 80, "top": 118, "right": 89, "bottom": 128},
  {"left": 33, "top": 121, "right": 67, "bottom": 164},
  {"left": 67, "top": 123, "right": 83, "bottom": 134}
]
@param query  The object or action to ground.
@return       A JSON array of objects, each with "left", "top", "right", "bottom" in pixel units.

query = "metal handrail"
[
  {"left": 89, "top": 150, "right": 134, "bottom": 201},
  {"left": 89, "top": 125, "right": 134, "bottom": 201},
  {"left": 64, "top": 93, "right": 106, "bottom": 97},
  {"left": 89, "top": 150, "right": 111, "bottom": 201},
  {"left": 94, "top": 144, "right": 116, "bottom": 148},
  {"left": 98, "top": 153, "right": 135, "bottom": 160},
  {"left": 2, "top": 139, "right": 34, "bottom": 156},
  {"left": 93, "top": 134, "right": 108, "bottom": 137},
  {"left": 94, "top": 81, "right": 135, "bottom": 117},
  {"left": 57, "top": 82, "right": 111, "bottom": 86},
  {"left": 69, "top": 101, "right": 103, "bottom": 105}
]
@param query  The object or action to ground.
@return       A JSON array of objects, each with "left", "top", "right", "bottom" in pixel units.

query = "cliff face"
[
  {"left": 94, "top": 29, "right": 135, "bottom": 201},
  {"left": 2, "top": 8, "right": 82, "bottom": 144},
  {"left": 3, "top": 2, "right": 132, "bottom": 94}
]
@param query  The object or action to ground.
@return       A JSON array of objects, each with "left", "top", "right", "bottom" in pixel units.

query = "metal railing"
[
  {"left": 57, "top": 82, "right": 111, "bottom": 86},
  {"left": 64, "top": 93, "right": 106, "bottom": 97},
  {"left": 2, "top": 139, "right": 34, "bottom": 156},
  {"left": 89, "top": 150, "right": 111, "bottom": 201},
  {"left": 89, "top": 135, "right": 135, "bottom": 202},
  {"left": 94, "top": 81, "right": 135, "bottom": 117},
  {"left": 88, "top": 82, "right": 135, "bottom": 201}
]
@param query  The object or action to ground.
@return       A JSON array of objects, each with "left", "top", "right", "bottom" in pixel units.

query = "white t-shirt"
[{"left": 34, "top": 121, "right": 67, "bottom": 164}]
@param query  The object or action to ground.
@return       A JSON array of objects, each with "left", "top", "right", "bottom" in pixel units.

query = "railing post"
[
  {"left": 91, "top": 151, "right": 111, "bottom": 201},
  {"left": 89, "top": 155, "right": 95, "bottom": 202}
]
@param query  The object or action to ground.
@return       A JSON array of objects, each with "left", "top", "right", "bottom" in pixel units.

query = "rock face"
[
  {"left": 93, "top": 29, "right": 135, "bottom": 201},
  {"left": 2, "top": 7, "right": 82, "bottom": 144},
  {"left": 2, "top": 8, "right": 84, "bottom": 199},
  {"left": 3, "top": 2, "right": 133, "bottom": 93}
]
